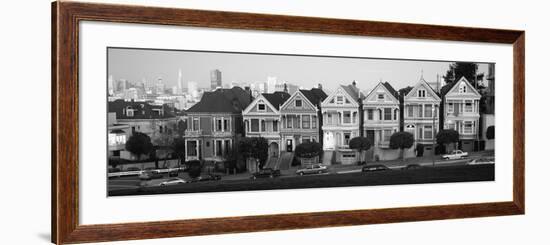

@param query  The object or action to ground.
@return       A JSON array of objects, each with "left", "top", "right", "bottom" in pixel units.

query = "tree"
[
  {"left": 125, "top": 132, "right": 153, "bottom": 160},
  {"left": 187, "top": 160, "right": 202, "bottom": 179},
  {"left": 486, "top": 126, "right": 495, "bottom": 140},
  {"left": 172, "top": 137, "right": 186, "bottom": 167},
  {"left": 443, "top": 62, "right": 485, "bottom": 89},
  {"left": 239, "top": 137, "right": 269, "bottom": 170},
  {"left": 436, "top": 129, "right": 460, "bottom": 153},
  {"left": 349, "top": 136, "right": 371, "bottom": 164},
  {"left": 389, "top": 131, "right": 414, "bottom": 160},
  {"left": 294, "top": 141, "right": 323, "bottom": 159}
]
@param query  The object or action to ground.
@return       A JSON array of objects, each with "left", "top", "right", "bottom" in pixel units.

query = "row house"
[
  {"left": 242, "top": 91, "right": 291, "bottom": 158},
  {"left": 279, "top": 89, "right": 327, "bottom": 152},
  {"left": 403, "top": 77, "right": 441, "bottom": 156},
  {"left": 321, "top": 84, "right": 363, "bottom": 164},
  {"left": 441, "top": 77, "right": 482, "bottom": 152},
  {"left": 108, "top": 99, "right": 181, "bottom": 143},
  {"left": 363, "top": 82, "right": 401, "bottom": 161},
  {"left": 183, "top": 87, "right": 252, "bottom": 162}
]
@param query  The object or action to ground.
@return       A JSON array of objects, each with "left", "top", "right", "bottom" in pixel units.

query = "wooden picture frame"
[{"left": 52, "top": 1, "right": 525, "bottom": 244}]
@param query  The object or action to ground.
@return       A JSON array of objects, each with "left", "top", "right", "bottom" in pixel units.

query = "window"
[
  {"left": 408, "top": 106, "right": 414, "bottom": 117},
  {"left": 216, "top": 140, "right": 222, "bottom": 156},
  {"left": 343, "top": 111, "right": 351, "bottom": 124},
  {"left": 126, "top": 107, "right": 134, "bottom": 117},
  {"left": 302, "top": 115, "right": 310, "bottom": 129},
  {"left": 112, "top": 150, "right": 120, "bottom": 157},
  {"left": 216, "top": 118, "right": 223, "bottom": 131},
  {"left": 425, "top": 104, "right": 432, "bottom": 118},
  {"left": 367, "top": 109, "right": 373, "bottom": 120},
  {"left": 294, "top": 116, "right": 301, "bottom": 128},
  {"left": 187, "top": 141, "right": 197, "bottom": 157},
  {"left": 159, "top": 125, "right": 163, "bottom": 133},
  {"left": 192, "top": 118, "right": 199, "bottom": 131},
  {"left": 418, "top": 127, "right": 423, "bottom": 140},
  {"left": 312, "top": 116, "right": 317, "bottom": 129},
  {"left": 273, "top": 121, "right": 278, "bottom": 132},
  {"left": 336, "top": 96, "right": 344, "bottom": 104},
  {"left": 459, "top": 84, "right": 467, "bottom": 93},
  {"left": 447, "top": 103, "right": 454, "bottom": 113},
  {"left": 378, "top": 94, "right": 385, "bottom": 100},
  {"left": 223, "top": 119, "right": 229, "bottom": 131},
  {"left": 446, "top": 122, "right": 456, "bottom": 130},
  {"left": 344, "top": 132, "right": 351, "bottom": 145},
  {"left": 251, "top": 119, "right": 259, "bottom": 132},
  {"left": 224, "top": 140, "right": 231, "bottom": 155},
  {"left": 465, "top": 101, "right": 473, "bottom": 112},
  {"left": 257, "top": 104, "right": 266, "bottom": 111},
  {"left": 384, "top": 108, "right": 392, "bottom": 121},
  {"left": 261, "top": 120, "right": 266, "bottom": 132},
  {"left": 394, "top": 109, "right": 398, "bottom": 120},
  {"left": 418, "top": 89, "right": 426, "bottom": 98},
  {"left": 464, "top": 121, "right": 474, "bottom": 134},
  {"left": 303, "top": 137, "right": 311, "bottom": 143},
  {"left": 286, "top": 116, "right": 292, "bottom": 128},
  {"left": 424, "top": 125, "right": 433, "bottom": 139},
  {"left": 383, "top": 130, "right": 392, "bottom": 142},
  {"left": 418, "top": 106, "right": 423, "bottom": 117},
  {"left": 295, "top": 99, "right": 302, "bottom": 107},
  {"left": 379, "top": 109, "right": 383, "bottom": 120}
]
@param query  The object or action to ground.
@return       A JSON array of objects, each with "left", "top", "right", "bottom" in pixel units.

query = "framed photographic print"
[{"left": 52, "top": 1, "right": 525, "bottom": 244}]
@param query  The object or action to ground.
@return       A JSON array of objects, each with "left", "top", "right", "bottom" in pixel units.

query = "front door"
[{"left": 286, "top": 139, "right": 293, "bottom": 152}]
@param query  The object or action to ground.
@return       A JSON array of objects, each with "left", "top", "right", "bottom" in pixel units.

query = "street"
[{"left": 109, "top": 163, "right": 494, "bottom": 196}]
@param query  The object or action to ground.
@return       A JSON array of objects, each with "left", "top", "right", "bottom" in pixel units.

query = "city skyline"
[{"left": 108, "top": 48, "right": 490, "bottom": 92}]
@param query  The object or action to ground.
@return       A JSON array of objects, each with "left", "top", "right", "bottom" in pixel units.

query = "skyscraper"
[
  {"left": 177, "top": 69, "right": 184, "bottom": 94},
  {"left": 210, "top": 69, "right": 222, "bottom": 90}
]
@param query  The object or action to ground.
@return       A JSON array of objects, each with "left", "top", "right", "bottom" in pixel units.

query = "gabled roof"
[
  {"left": 187, "top": 87, "right": 252, "bottom": 113},
  {"left": 364, "top": 82, "right": 400, "bottom": 104},
  {"left": 299, "top": 88, "right": 327, "bottom": 107},
  {"left": 441, "top": 76, "right": 482, "bottom": 98},
  {"left": 405, "top": 77, "right": 441, "bottom": 101},
  {"left": 261, "top": 91, "right": 291, "bottom": 110},
  {"left": 341, "top": 84, "right": 365, "bottom": 101}
]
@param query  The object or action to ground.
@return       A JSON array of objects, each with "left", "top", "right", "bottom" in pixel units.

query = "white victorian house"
[
  {"left": 363, "top": 82, "right": 401, "bottom": 161},
  {"left": 242, "top": 91, "right": 290, "bottom": 159},
  {"left": 442, "top": 76, "right": 482, "bottom": 152},
  {"left": 404, "top": 77, "right": 441, "bottom": 156},
  {"left": 321, "top": 84, "right": 363, "bottom": 165}
]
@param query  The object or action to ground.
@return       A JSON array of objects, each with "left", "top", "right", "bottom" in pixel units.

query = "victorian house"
[
  {"left": 321, "top": 83, "right": 363, "bottom": 165},
  {"left": 242, "top": 91, "right": 290, "bottom": 159},
  {"left": 363, "top": 82, "right": 401, "bottom": 161},
  {"left": 279, "top": 88, "right": 327, "bottom": 153},
  {"left": 441, "top": 76, "right": 481, "bottom": 152},
  {"left": 403, "top": 77, "right": 441, "bottom": 156},
  {"left": 183, "top": 87, "right": 252, "bottom": 162}
]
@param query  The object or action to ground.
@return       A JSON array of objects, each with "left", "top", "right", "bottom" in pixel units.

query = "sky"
[{"left": 107, "top": 47, "right": 490, "bottom": 92}]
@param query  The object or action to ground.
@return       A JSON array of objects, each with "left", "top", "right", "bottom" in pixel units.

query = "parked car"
[
  {"left": 158, "top": 178, "right": 187, "bottom": 186},
  {"left": 191, "top": 174, "right": 222, "bottom": 182},
  {"left": 251, "top": 168, "right": 281, "bottom": 179},
  {"left": 467, "top": 158, "right": 495, "bottom": 165},
  {"left": 361, "top": 164, "right": 390, "bottom": 172},
  {"left": 168, "top": 169, "right": 180, "bottom": 177},
  {"left": 126, "top": 167, "right": 141, "bottom": 171},
  {"left": 139, "top": 170, "right": 163, "bottom": 180},
  {"left": 403, "top": 164, "right": 423, "bottom": 170},
  {"left": 442, "top": 150, "right": 469, "bottom": 160},
  {"left": 108, "top": 167, "right": 121, "bottom": 173},
  {"left": 296, "top": 164, "right": 328, "bottom": 175}
]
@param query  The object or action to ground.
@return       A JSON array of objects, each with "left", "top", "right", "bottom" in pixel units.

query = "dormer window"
[
  {"left": 418, "top": 89, "right": 426, "bottom": 98},
  {"left": 459, "top": 84, "right": 467, "bottom": 93},
  {"left": 295, "top": 99, "right": 302, "bottom": 107},
  {"left": 377, "top": 94, "right": 385, "bottom": 100},
  {"left": 336, "top": 96, "right": 344, "bottom": 104},
  {"left": 257, "top": 103, "right": 266, "bottom": 111},
  {"left": 126, "top": 107, "right": 134, "bottom": 117}
]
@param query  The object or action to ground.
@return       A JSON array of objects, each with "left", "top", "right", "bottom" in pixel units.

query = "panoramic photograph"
[{"left": 106, "top": 47, "right": 495, "bottom": 196}]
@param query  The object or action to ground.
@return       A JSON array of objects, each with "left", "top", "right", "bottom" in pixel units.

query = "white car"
[
  {"left": 442, "top": 150, "right": 468, "bottom": 160},
  {"left": 158, "top": 178, "right": 187, "bottom": 186},
  {"left": 296, "top": 164, "right": 328, "bottom": 175},
  {"left": 467, "top": 158, "right": 495, "bottom": 165}
]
